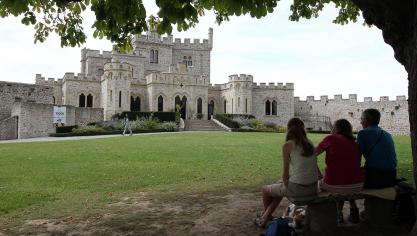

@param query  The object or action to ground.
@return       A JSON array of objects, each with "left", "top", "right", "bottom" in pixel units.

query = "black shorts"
[{"left": 364, "top": 168, "right": 397, "bottom": 189}]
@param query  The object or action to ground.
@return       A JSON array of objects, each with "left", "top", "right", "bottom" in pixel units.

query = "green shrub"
[
  {"left": 158, "top": 122, "right": 178, "bottom": 132},
  {"left": 56, "top": 125, "right": 78, "bottom": 133},
  {"left": 72, "top": 125, "right": 105, "bottom": 134},
  {"left": 141, "top": 114, "right": 160, "bottom": 129},
  {"left": 214, "top": 114, "right": 241, "bottom": 128},
  {"left": 264, "top": 121, "right": 277, "bottom": 129},
  {"left": 196, "top": 113, "right": 204, "bottom": 120},
  {"left": 249, "top": 119, "right": 264, "bottom": 130},
  {"left": 117, "top": 112, "right": 175, "bottom": 122}
]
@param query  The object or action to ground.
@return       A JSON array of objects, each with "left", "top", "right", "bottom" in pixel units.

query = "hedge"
[
  {"left": 56, "top": 125, "right": 78, "bottom": 133},
  {"left": 116, "top": 112, "right": 176, "bottom": 122},
  {"left": 214, "top": 114, "right": 241, "bottom": 129},
  {"left": 222, "top": 114, "right": 255, "bottom": 119}
]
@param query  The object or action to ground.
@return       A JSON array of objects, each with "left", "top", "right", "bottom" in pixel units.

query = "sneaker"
[{"left": 348, "top": 207, "right": 360, "bottom": 224}]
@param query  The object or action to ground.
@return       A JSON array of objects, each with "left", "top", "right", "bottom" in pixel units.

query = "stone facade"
[
  {"left": 10, "top": 102, "right": 103, "bottom": 139},
  {"left": 0, "top": 116, "right": 18, "bottom": 140},
  {"left": 295, "top": 95, "right": 409, "bottom": 135}
]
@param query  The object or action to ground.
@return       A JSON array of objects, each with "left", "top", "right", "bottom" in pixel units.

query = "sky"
[{"left": 0, "top": 0, "right": 408, "bottom": 101}]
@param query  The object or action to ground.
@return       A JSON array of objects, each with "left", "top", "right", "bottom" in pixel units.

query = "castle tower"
[
  {"left": 101, "top": 61, "right": 134, "bottom": 120},
  {"left": 228, "top": 74, "right": 253, "bottom": 114}
]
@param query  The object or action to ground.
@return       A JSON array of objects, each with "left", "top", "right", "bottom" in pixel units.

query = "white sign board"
[{"left": 53, "top": 106, "right": 66, "bottom": 124}]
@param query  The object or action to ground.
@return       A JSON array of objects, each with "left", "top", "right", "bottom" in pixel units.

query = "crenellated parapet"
[
  {"left": 296, "top": 94, "right": 407, "bottom": 103},
  {"left": 35, "top": 74, "right": 63, "bottom": 85},
  {"left": 173, "top": 38, "right": 210, "bottom": 50},
  {"left": 81, "top": 48, "right": 112, "bottom": 60},
  {"left": 134, "top": 31, "right": 174, "bottom": 45},
  {"left": 252, "top": 82, "right": 294, "bottom": 90},
  {"left": 145, "top": 72, "right": 208, "bottom": 86},
  {"left": 103, "top": 62, "right": 133, "bottom": 80},
  {"left": 228, "top": 74, "right": 254, "bottom": 82}
]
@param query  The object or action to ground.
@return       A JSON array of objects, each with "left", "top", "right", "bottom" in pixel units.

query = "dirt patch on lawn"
[{"left": 2, "top": 190, "right": 412, "bottom": 236}]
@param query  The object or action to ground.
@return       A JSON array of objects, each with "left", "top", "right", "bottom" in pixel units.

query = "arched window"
[
  {"left": 272, "top": 100, "right": 277, "bottom": 115},
  {"left": 158, "top": 96, "right": 163, "bottom": 111},
  {"left": 197, "top": 98, "right": 202, "bottom": 114},
  {"left": 150, "top": 49, "right": 154, "bottom": 63},
  {"left": 245, "top": 98, "right": 248, "bottom": 113},
  {"left": 224, "top": 100, "right": 227, "bottom": 113},
  {"left": 265, "top": 100, "right": 271, "bottom": 115},
  {"left": 53, "top": 96, "right": 56, "bottom": 105},
  {"left": 79, "top": 94, "right": 85, "bottom": 107},
  {"left": 87, "top": 94, "right": 93, "bottom": 107},
  {"left": 119, "top": 91, "right": 122, "bottom": 108}
]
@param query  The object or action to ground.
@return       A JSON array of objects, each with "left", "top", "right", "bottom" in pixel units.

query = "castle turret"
[
  {"left": 101, "top": 61, "right": 133, "bottom": 120},
  {"left": 208, "top": 27, "right": 213, "bottom": 49}
]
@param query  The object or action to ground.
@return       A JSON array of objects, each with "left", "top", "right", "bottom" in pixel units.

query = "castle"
[{"left": 0, "top": 28, "right": 410, "bottom": 139}]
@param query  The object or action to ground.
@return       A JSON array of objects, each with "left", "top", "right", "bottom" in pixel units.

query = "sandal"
[{"left": 254, "top": 217, "right": 267, "bottom": 228}]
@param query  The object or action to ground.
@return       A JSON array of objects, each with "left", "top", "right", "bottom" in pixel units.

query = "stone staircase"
[{"left": 184, "top": 120, "right": 226, "bottom": 131}]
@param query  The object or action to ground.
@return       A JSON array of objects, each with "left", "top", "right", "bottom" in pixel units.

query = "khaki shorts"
[{"left": 268, "top": 181, "right": 317, "bottom": 198}]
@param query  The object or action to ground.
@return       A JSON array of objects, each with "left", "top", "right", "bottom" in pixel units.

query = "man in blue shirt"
[{"left": 357, "top": 109, "right": 397, "bottom": 188}]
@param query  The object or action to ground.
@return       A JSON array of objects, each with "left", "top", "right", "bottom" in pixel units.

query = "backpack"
[
  {"left": 263, "top": 217, "right": 294, "bottom": 236},
  {"left": 393, "top": 179, "right": 416, "bottom": 225}
]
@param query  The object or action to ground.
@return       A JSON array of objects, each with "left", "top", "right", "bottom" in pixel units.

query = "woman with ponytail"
[{"left": 255, "top": 118, "right": 318, "bottom": 228}]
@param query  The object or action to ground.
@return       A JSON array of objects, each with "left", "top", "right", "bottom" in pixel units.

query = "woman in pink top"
[{"left": 316, "top": 119, "right": 364, "bottom": 224}]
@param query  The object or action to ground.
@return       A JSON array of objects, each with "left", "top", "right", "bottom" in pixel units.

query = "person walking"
[{"left": 123, "top": 114, "right": 133, "bottom": 136}]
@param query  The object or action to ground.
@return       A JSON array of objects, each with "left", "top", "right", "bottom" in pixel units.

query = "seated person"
[
  {"left": 316, "top": 119, "right": 364, "bottom": 223},
  {"left": 357, "top": 109, "right": 397, "bottom": 188},
  {"left": 256, "top": 118, "right": 317, "bottom": 228}
]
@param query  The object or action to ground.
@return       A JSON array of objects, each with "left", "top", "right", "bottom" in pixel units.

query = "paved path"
[{"left": 0, "top": 131, "right": 224, "bottom": 144}]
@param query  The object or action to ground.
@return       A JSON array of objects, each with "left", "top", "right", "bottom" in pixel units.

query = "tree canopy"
[{"left": 0, "top": 0, "right": 362, "bottom": 50}]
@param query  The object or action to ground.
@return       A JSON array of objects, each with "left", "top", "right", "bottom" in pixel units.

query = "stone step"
[{"left": 184, "top": 120, "right": 226, "bottom": 131}]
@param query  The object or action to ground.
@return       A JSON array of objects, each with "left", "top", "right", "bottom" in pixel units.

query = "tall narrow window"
[
  {"left": 197, "top": 98, "right": 202, "bottom": 114},
  {"left": 155, "top": 50, "right": 159, "bottom": 63},
  {"left": 150, "top": 49, "right": 155, "bottom": 63},
  {"left": 110, "top": 90, "right": 113, "bottom": 102},
  {"left": 245, "top": 98, "right": 248, "bottom": 113},
  {"left": 53, "top": 96, "right": 56, "bottom": 104},
  {"left": 158, "top": 96, "right": 163, "bottom": 111},
  {"left": 224, "top": 100, "right": 227, "bottom": 113},
  {"left": 232, "top": 99, "right": 234, "bottom": 114},
  {"left": 265, "top": 100, "right": 271, "bottom": 115},
  {"left": 119, "top": 91, "right": 122, "bottom": 108},
  {"left": 87, "top": 94, "right": 93, "bottom": 107},
  {"left": 238, "top": 97, "right": 240, "bottom": 108},
  {"left": 272, "top": 100, "right": 277, "bottom": 115},
  {"left": 79, "top": 94, "right": 85, "bottom": 107}
]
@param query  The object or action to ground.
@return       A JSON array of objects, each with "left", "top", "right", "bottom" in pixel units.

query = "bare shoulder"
[{"left": 282, "top": 140, "right": 294, "bottom": 152}]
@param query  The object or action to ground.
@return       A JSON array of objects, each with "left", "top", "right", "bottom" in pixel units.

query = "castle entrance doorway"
[
  {"left": 175, "top": 96, "right": 187, "bottom": 119},
  {"left": 208, "top": 100, "right": 214, "bottom": 120}
]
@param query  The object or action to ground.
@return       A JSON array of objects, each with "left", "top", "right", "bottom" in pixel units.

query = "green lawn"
[{"left": 0, "top": 132, "right": 412, "bottom": 227}]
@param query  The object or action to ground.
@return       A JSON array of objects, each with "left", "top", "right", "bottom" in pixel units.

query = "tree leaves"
[{"left": 0, "top": 0, "right": 362, "bottom": 50}]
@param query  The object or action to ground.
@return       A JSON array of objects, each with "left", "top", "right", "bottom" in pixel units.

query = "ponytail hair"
[{"left": 286, "top": 118, "right": 314, "bottom": 157}]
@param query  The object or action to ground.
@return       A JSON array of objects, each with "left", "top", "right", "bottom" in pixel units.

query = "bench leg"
[
  {"left": 305, "top": 202, "right": 338, "bottom": 234},
  {"left": 364, "top": 198, "right": 394, "bottom": 227}
]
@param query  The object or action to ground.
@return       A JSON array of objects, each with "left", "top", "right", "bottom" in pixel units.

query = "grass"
[{"left": 0, "top": 132, "right": 412, "bottom": 228}]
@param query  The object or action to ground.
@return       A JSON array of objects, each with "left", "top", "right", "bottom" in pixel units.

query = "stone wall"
[
  {"left": 251, "top": 83, "right": 295, "bottom": 127},
  {"left": 0, "top": 81, "right": 53, "bottom": 120},
  {"left": 294, "top": 95, "right": 409, "bottom": 135},
  {"left": 11, "top": 102, "right": 103, "bottom": 139},
  {"left": 0, "top": 116, "right": 18, "bottom": 140}
]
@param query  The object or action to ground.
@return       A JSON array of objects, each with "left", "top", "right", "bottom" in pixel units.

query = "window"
[
  {"left": 79, "top": 94, "right": 85, "bottom": 107},
  {"left": 182, "top": 55, "right": 192, "bottom": 67},
  {"left": 224, "top": 100, "right": 227, "bottom": 113},
  {"left": 150, "top": 49, "right": 154, "bottom": 63},
  {"left": 119, "top": 91, "right": 122, "bottom": 108},
  {"left": 53, "top": 96, "right": 56, "bottom": 105},
  {"left": 87, "top": 94, "right": 93, "bottom": 107},
  {"left": 110, "top": 90, "right": 113, "bottom": 102},
  {"left": 158, "top": 96, "right": 163, "bottom": 111},
  {"left": 265, "top": 100, "right": 271, "bottom": 115},
  {"left": 238, "top": 97, "right": 240, "bottom": 108},
  {"left": 245, "top": 98, "right": 248, "bottom": 113},
  {"left": 232, "top": 99, "right": 234, "bottom": 114},
  {"left": 96, "top": 68, "right": 104, "bottom": 76},
  {"left": 272, "top": 100, "right": 277, "bottom": 115},
  {"left": 197, "top": 98, "right": 202, "bottom": 114},
  {"left": 150, "top": 49, "right": 158, "bottom": 63}
]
